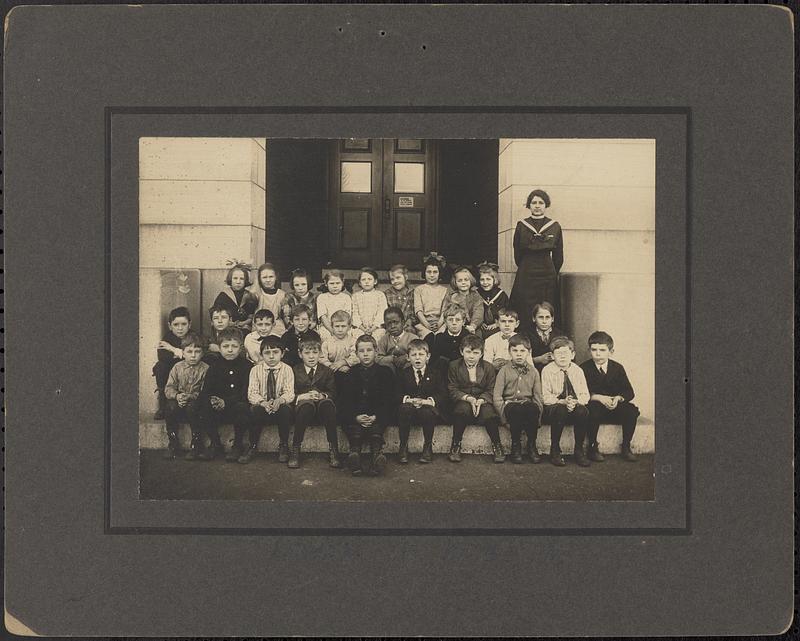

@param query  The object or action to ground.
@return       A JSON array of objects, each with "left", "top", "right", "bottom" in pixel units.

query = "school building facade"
[{"left": 138, "top": 137, "right": 654, "bottom": 443}]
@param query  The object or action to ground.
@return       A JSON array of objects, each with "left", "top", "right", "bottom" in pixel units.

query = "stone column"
[{"left": 138, "top": 137, "right": 266, "bottom": 416}]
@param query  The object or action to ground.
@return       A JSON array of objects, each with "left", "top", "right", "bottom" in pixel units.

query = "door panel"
[{"left": 329, "top": 139, "right": 436, "bottom": 269}]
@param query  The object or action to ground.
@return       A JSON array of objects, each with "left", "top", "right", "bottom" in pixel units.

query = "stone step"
[{"left": 139, "top": 420, "right": 654, "bottom": 455}]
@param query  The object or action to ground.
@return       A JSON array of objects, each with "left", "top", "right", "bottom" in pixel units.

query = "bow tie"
[
  {"left": 512, "top": 363, "right": 529, "bottom": 375},
  {"left": 500, "top": 334, "right": 510, "bottom": 341}
]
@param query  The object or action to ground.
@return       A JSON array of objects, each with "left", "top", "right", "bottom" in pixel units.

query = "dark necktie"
[
  {"left": 309, "top": 367, "right": 315, "bottom": 381},
  {"left": 416, "top": 369, "right": 422, "bottom": 386},
  {"left": 560, "top": 370, "right": 576, "bottom": 399},
  {"left": 267, "top": 368, "right": 276, "bottom": 400}
]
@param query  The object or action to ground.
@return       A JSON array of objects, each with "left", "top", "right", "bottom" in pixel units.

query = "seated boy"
[
  {"left": 196, "top": 327, "right": 253, "bottom": 462},
  {"left": 431, "top": 304, "right": 470, "bottom": 373},
  {"left": 244, "top": 335, "right": 295, "bottom": 464},
  {"left": 339, "top": 335, "right": 395, "bottom": 477},
  {"left": 483, "top": 308, "right": 533, "bottom": 370},
  {"left": 244, "top": 308, "right": 277, "bottom": 363},
  {"left": 162, "top": 332, "right": 209, "bottom": 460},
  {"left": 384, "top": 264, "right": 416, "bottom": 333},
  {"left": 541, "top": 336, "right": 591, "bottom": 467},
  {"left": 291, "top": 337, "right": 341, "bottom": 469},
  {"left": 376, "top": 306, "right": 417, "bottom": 373},
  {"left": 447, "top": 334, "right": 504, "bottom": 463},
  {"left": 580, "top": 330, "right": 640, "bottom": 462},
  {"left": 492, "top": 334, "right": 544, "bottom": 464},
  {"left": 396, "top": 339, "right": 447, "bottom": 464},
  {"left": 280, "top": 304, "right": 321, "bottom": 368},
  {"left": 152, "top": 306, "right": 191, "bottom": 420},
  {"left": 320, "top": 309, "right": 359, "bottom": 381},
  {"left": 203, "top": 305, "right": 232, "bottom": 364}
]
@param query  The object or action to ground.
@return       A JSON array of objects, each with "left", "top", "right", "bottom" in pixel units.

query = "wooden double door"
[{"left": 328, "top": 138, "right": 437, "bottom": 269}]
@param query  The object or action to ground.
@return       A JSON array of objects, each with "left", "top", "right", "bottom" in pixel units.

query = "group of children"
[{"left": 152, "top": 254, "right": 640, "bottom": 476}]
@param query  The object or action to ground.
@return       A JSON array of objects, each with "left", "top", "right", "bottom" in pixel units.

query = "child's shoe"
[
  {"left": 448, "top": 440, "right": 462, "bottom": 463},
  {"left": 510, "top": 441, "right": 523, "bottom": 464},
  {"left": 154, "top": 391, "right": 167, "bottom": 420},
  {"left": 238, "top": 443, "right": 258, "bottom": 464},
  {"left": 184, "top": 434, "right": 204, "bottom": 461},
  {"left": 328, "top": 444, "right": 342, "bottom": 469},
  {"left": 419, "top": 442, "right": 433, "bottom": 464},
  {"left": 287, "top": 445, "right": 301, "bottom": 469},
  {"left": 550, "top": 448, "right": 566, "bottom": 467},
  {"left": 492, "top": 442, "right": 506, "bottom": 464},
  {"left": 370, "top": 443, "right": 387, "bottom": 476},
  {"left": 573, "top": 445, "right": 591, "bottom": 467},
  {"left": 587, "top": 443, "right": 605, "bottom": 462},
  {"left": 398, "top": 441, "right": 409, "bottom": 464},
  {"left": 163, "top": 431, "right": 180, "bottom": 460},
  {"left": 526, "top": 443, "right": 542, "bottom": 464},
  {"left": 277, "top": 442, "right": 290, "bottom": 463},
  {"left": 621, "top": 444, "right": 638, "bottom": 462},
  {"left": 348, "top": 443, "right": 362, "bottom": 476}
]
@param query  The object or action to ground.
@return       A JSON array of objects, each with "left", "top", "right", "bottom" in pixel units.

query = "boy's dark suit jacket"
[
  {"left": 280, "top": 328, "right": 322, "bottom": 367},
  {"left": 292, "top": 362, "right": 336, "bottom": 402},
  {"left": 338, "top": 363, "right": 396, "bottom": 424},
  {"left": 396, "top": 366, "right": 448, "bottom": 417},
  {"left": 431, "top": 329, "right": 469, "bottom": 364},
  {"left": 447, "top": 359, "right": 497, "bottom": 405},
  {"left": 198, "top": 355, "right": 252, "bottom": 404},
  {"left": 579, "top": 358, "right": 635, "bottom": 401}
]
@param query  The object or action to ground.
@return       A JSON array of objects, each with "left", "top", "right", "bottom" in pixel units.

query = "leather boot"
[
  {"left": 184, "top": 433, "right": 204, "bottom": 461},
  {"left": 550, "top": 448, "right": 566, "bottom": 467},
  {"left": 370, "top": 441, "right": 387, "bottom": 476},
  {"left": 199, "top": 432, "right": 224, "bottom": 460},
  {"left": 588, "top": 442, "right": 605, "bottom": 462},
  {"left": 510, "top": 441, "right": 523, "bottom": 464},
  {"left": 448, "top": 440, "right": 462, "bottom": 463},
  {"left": 398, "top": 441, "right": 409, "bottom": 464},
  {"left": 154, "top": 391, "right": 167, "bottom": 420},
  {"left": 419, "top": 441, "right": 433, "bottom": 463},
  {"left": 287, "top": 445, "right": 301, "bottom": 469},
  {"left": 328, "top": 443, "right": 342, "bottom": 469},
  {"left": 526, "top": 442, "right": 542, "bottom": 464},
  {"left": 573, "top": 443, "right": 591, "bottom": 467},
  {"left": 348, "top": 441, "right": 362, "bottom": 476},
  {"left": 277, "top": 442, "right": 290, "bottom": 463},
  {"left": 237, "top": 443, "right": 258, "bottom": 464},
  {"left": 163, "top": 430, "right": 180, "bottom": 460},
  {"left": 492, "top": 442, "right": 506, "bottom": 464},
  {"left": 621, "top": 444, "right": 638, "bottom": 462},
  {"left": 226, "top": 438, "right": 243, "bottom": 463}
]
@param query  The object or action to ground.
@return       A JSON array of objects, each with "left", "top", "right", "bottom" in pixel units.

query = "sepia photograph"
[{"left": 138, "top": 136, "right": 656, "bottom": 501}]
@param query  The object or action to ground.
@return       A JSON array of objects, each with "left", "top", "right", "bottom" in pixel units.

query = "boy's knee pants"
[
  {"left": 451, "top": 400, "right": 501, "bottom": 444},
  {"left": 397, "top": 404, "right": 438, "bottom": 444},
  {"left": 249, "top": 404, "right": 294, "bottom": 445},
  {"left": 294, "top": 399, "right": 338, "bottom": 446},
  {"left": 543, "top": 404, "right": 589, "bottom": 452},
  {"left": 504, "top": 402, "right": 542, "bottom": 443},
  {"left": 201, "top": 400, "right": 251, "bottom": 439},
  {"left": 164, "top": 399, "right": 203, "bottom": 433},
  {"left": 587, "top": 401, "right": 640, "bottom": 446}
]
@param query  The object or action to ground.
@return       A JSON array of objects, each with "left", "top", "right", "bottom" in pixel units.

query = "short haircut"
[
  {"left": 588, "top": 330, "right": 614, "bottom": 350},
  {"left": 291, "top": 303, "right": 312, "bottom": 320},
  {"left": 253, "top": 308, "right": 275, "bottom": 323},
  {"left": 525, "top": 189, "right": 551, "bottom": 208},
  {"left": 389, "top": 263, "right": 408, "bottom": 276},
  {"left": 497, "top": 307, "right": 519, "bottom": 321},
  {"left": 225, "top": 265, "right": 253, "bottom": 287},
  {"left": 450, "top": 267, "right": 476, "bottom": 290},
  {"left": 532, "top": 301, "right": 556, "bottom": 318},
  {"left": 355, "top": 334, "right": 377, "bottom": 350},
  {"left": 359, "top": 266, "right": 379, "bottom": 281},
  {"left": 169, "top": 306, "right": 191, "bottom": 323},
  {"left": 330, "top": 309, "right": 352, "bottom": 324},
  {"left": 324, "top": 268, "right": 345, "bottom": 283},
  {"left": 208, "top": 305, "right": 231, "bottom": 320},
  {"left": 477, "top": 263, "right": 500, "bottom": 285},
  {"left": 290, "top": 268, "right": 309, "bottom": 286},
  {"left": 259, "top": 335, "right": 284, "bottom": 353},
  {"left": 443, "top": 303, "right": 465, "bottom": 320},
  {"left": 180, "top": 332, "right": 203, "bottom": 350},
  {"left": 298, "top": 337, "right": 322, "bottom": 352},
  {"left": 549, "top": 336, "right": 574, "bottom": 352},
  {"left": 407, "top": 338, "right": 430, "bottom": 354},
  {"left": 384, "top": 305, "right": 404, "bottom": 322},
  {"left": 218, "top": 327, "right": 244, "bottom": 344},
  {"left": 460, "top": 334, "right": 484, "bottom": 352},
  {"left": 508, "top": 334, "right": 531, "bottom": 351}
]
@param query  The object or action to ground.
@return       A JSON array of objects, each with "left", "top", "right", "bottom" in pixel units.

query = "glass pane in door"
[
  {"left": 394, "top": 162, "right": 425, "bottom": 193},
  {"left": 341, "top": 162, "right": 372, "bottom": 193}
]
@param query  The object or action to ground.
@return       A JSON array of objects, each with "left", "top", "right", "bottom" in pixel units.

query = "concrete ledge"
[{"left": 139, "top": 421, "right": 654, "bottom": 455}]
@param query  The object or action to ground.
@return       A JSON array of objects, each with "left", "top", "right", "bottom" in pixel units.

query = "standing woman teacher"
[{"left": 509, "top": 189, "right": 564, "bottom": 333}]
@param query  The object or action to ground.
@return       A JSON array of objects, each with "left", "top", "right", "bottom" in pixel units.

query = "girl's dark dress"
[
  {"left": 212, "top": 286, "right": 258, "bottom": 331},
  {"left": 509, "top": 216, "right": 564, "bottom": 332},
  {"left": 477, "top": 286, "right": 509, "bottom": 338}
]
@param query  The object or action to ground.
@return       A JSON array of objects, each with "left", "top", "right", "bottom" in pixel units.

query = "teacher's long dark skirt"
[{"left": 509, "top": 250, "right": 560, "bottom": 333}]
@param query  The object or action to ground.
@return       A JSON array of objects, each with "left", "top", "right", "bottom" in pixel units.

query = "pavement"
[{"left": 140, "top": 450, "right": 654, "bottom": 501}]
